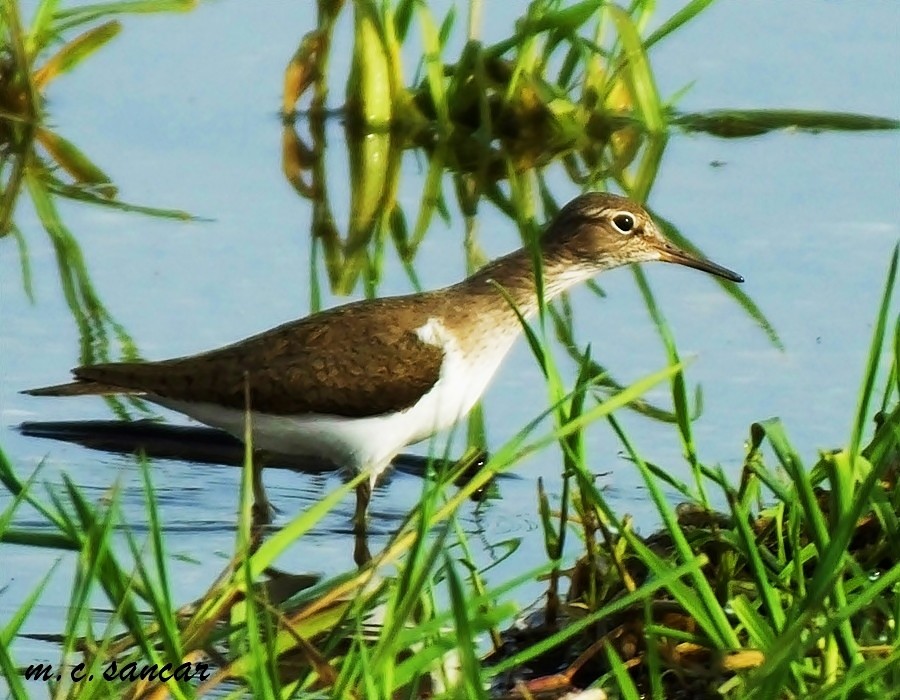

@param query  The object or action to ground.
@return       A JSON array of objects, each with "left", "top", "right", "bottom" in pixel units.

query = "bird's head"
[{"left": 544, "top": 192, "right": 744, "bottom": 283}]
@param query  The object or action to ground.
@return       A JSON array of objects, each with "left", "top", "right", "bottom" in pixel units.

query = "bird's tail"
[{"left": 22, "top": 381, "right": 137, "bottom": 397}]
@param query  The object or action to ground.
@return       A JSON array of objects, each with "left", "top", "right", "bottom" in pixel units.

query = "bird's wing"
[{"left": 26, "top": 297, "right": 446, "bottom": 419}]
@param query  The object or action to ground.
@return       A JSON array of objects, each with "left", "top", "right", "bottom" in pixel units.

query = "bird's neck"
[{"left": 454, "top": 242, "right": 602, "bottom": 318}]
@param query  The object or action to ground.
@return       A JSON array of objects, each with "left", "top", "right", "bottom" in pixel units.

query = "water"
[{"left": 1, "top": 0, "right": 898, "bottom": 680}]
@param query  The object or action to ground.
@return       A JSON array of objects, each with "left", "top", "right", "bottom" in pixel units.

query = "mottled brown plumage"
[{"left": 73, "top": 297, "right": 446, "bottom": 417}]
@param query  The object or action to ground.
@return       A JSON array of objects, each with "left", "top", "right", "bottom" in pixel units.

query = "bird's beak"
[{"left": 653, "top": 240, "right": 744, "bottom": 283}]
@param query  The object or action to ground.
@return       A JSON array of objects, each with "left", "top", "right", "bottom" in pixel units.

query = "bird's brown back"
[{"left": 72, "top": 295, "right": 446, "bottom": 418}]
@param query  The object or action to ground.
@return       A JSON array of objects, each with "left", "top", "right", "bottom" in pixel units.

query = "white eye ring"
[{"left": 612, "top": 212, "right": 635, "bottom": 234}]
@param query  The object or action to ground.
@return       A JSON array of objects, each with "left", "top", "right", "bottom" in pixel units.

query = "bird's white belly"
[
  {"left": 150, "top": 397, "right": 438, "bottom": 472},
  {"left": 150, "top": 317, "right": 515, "bottom": 477}
]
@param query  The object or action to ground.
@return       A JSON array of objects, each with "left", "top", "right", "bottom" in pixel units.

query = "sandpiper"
[{"left": 24, "top": 192, "right": 742, "bottom": 553}]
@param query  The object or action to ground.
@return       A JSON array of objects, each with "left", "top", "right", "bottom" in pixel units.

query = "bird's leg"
[
  {"left": 353, "top": 528, "right": 371, "bottom": 567},
  {"left": 251, "top": 450, "right": 273, "bottom": 529},
  {"left": 353, "top": 476, "right": 373, "bottom": 567},
  {"left": 353, "top": 479, "right": 371, "bottom": 533}
]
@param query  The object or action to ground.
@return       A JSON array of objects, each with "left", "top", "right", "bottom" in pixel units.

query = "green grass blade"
[
  {"left": 0, "top": 560, "right": 59, "bottom": 647},
  {"left": 416, "top": 0, "right": 450, "bottom": 130},
  {"left": 32, "top": 20, "right": 121, "bottom": 88},
  {"left": 443, "top": 552, "right": 488, "bottom": 699},
  {"left": 849, "top": 244, "right": 898, "bottom": 459},
  {"left": 729, "top": 595, "right": 775, "bottom": 650},
  {"left": 633, "top": 266, "right": 707, "bottom": 502},
  {"left": 606, "top": 641, "right": 641, "bottom": 700},
  {"left": 9, "top": 223, "right": 36, "bottom": 302},
  {"left": 607, "top": 5, "right": 663, "bottom": 132},
  {"left": 644, "top": 0, "right": 718, "bottom": 50},
  {"left": 26, "top": 0, "right": 61, "bottom": 56}
]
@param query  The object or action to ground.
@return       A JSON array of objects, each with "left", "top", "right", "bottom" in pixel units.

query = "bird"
[{"left": 24, "top": 192, "right": 742, "bottom": 561}]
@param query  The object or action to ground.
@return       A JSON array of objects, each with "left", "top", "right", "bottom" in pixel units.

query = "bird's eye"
[{"left": 612, "top": 213, "right": 635, "bottom": 234}]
